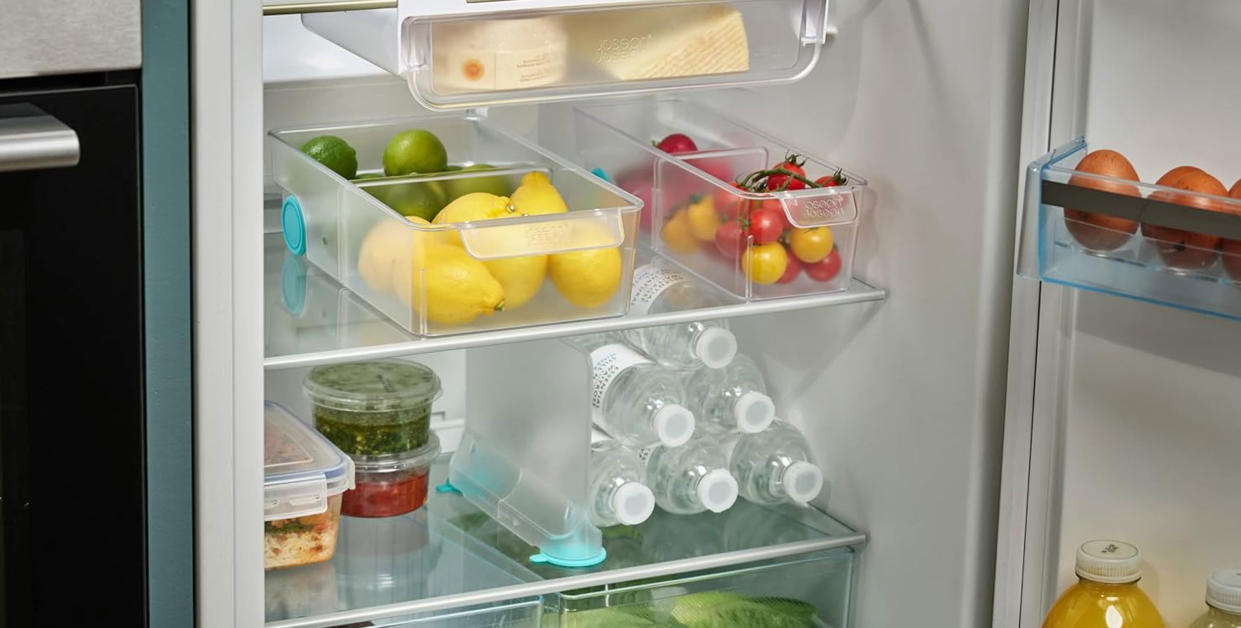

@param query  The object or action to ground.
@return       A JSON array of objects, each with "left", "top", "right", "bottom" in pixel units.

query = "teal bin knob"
[
  {"left": 282, "top": 196, "right": 307, "bottom": 256},
  {"left": 280, "top": 255, "right": 307, "bottom": 317}
]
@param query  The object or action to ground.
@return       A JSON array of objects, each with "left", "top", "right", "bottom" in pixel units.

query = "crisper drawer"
[
  {"left": 574, "top": 98, "right": 866, "bottom": 301},
  {"left": 269, "top": 114, "right": 641, "bottom": 336},
  {"left": 299, "top": 0, "right": 829, "bottom": 110},
  {"left": 547, "top": 549, "right": 856, "bottom": 627},
  {"left": 1019, "top": 139, "right": 1241, "bottom": 321}
]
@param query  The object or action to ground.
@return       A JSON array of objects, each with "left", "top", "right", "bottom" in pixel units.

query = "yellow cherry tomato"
[
  {"left": 685, "top": 195, "right": 721, "bottom": 242},
  {"left": 788, "top": 226, "right": 834, "bottom": 263},
  {"left": 660, "top": 210, "right": 700, "bottom": 254},
  {"left": 742, "top": 242, "right": 789, "bottom": 285}
]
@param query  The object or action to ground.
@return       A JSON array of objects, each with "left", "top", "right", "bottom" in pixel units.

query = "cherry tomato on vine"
[
  {"left": 747, "top": 207, "right": 786, "bottom": 244},
  {"left": 766, "top": 157, "right": 807, "bottom": 191},
  {"left": 654, "top": 133, "right": 697, "bottom": 154},
  {"left": 814, "top": 168, "right": 847, "bottom": 187}
]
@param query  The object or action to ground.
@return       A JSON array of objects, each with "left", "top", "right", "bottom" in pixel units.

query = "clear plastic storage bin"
[
  {"left": 300, "top": 0, "right": 832, "bottom": 110},
  {"left": 575, "top": 98, "right": 866, "bottom": 301},
  {"left": 270, "top": 114, "right": 641, "bottom": 336},
  {"left": 263, "top": 402, "right": 355, "bottom": 570},
  {"left": 1021, "top": 139, "right": 1241, "bottom": 320}
]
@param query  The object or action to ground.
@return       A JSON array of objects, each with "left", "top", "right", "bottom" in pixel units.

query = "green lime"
[
  {"left": 364, "top": 180, "right": 447, "bottom": 222},
  {"left": 301, "top": 135, "right": 358, "bottom": 179},
  {"left": 382, "top": 129, "right": 448, "bottom": 177},
  {"left": 445, "top": 164, "right": 512, "bottom": 201}
]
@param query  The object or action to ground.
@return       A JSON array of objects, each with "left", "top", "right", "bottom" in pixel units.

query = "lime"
[
  {"left": 364, "top": 180, "right": 447, "bottom": 222},
  {"left": 353, "top": 172, "right": 384, "bottom": 181},
  {"left": 383, "top": 129, "right": 448, "bottom": 177},
  {"left": 445, "top": 164, "right": 511, "bottom": 201},
  {"left": 301, "top": 135, "right": 358, "bottom": 179}
]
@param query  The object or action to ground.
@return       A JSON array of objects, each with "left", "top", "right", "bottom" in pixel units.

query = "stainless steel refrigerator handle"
[{"left": 0, "top": 105, "right": 80, "bottom": 173}]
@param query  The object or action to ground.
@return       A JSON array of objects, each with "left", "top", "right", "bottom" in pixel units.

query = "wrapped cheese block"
[
  {"left": 431, "top": 15, "right": 568, "bottom": 93},
  {"left": 569, "top": 4, "right": 750, "bottom": 81}
]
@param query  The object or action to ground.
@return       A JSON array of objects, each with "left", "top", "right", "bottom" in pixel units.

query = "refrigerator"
[{"left": 188, "top": 0, "right": 1240, "bottom": 626}]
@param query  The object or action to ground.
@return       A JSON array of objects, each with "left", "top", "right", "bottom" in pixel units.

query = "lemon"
[
  {"left": 382, "top": 129, "right": 448, "bottom": 176},
  {"left": 301, "top": 135, "right": 358, "bottom": 179},
  {"left": 356, "top": 220, "right": 412, "bottom": 296},
  {"left": 484, "top": 255, "right": 548, "bottom": 309},
  {"left": 548, "top": 245, "right": 622, "bottom": 309},
  {"left": 394, "top": 243, "right": 505, "bottom": 326},
  {"left": 434, "top": 192, "right": 515, "bottom": 224},
  {"left": 510, "top": 172, "right": 568, "bottom": 216},
  {"left": 685, "top": 195, "right": 720, "bottom": 241},
  {"left": 660, "top": 210, "right": 699, "bottom": 254}
]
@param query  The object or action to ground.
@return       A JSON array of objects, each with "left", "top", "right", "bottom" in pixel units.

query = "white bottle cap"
[
  {"left": 697, "top": 469, "right": 739, "bottom": 513},
  {"left": 694, "top": 327, "right": 738, "bottom": 369},
  {"left": 611, "top": 482, "right": 656, "bottom": 526},
  {"left": 1075, "top": 540, "right": 1142, "bottom": 584},
  {"left": 783, "top": 461, "right": 824, "bottom": 503},
  {"left": 1206, "top": 570, "right": 1241, "bottom": 614},
  {"left": 733, "top": 392, "right": 776, "bottom": 433},
  {"left": 654, "top": 404, "right": 695, "bottom": 447}
]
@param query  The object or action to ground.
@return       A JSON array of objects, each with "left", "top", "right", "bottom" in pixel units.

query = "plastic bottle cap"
[
  {"left": 1206, "top": 570, "right": 1241, "bottom": 614},
  {"left": 694, "top": 327, "right": 738, "bottom": 369},
  {"left": 697, "top": 469, "right": 739, "bottom": 513},
  {"left": 784, "top": 461, "right": 824, "bottom": 503},
  {"left": 734, "top": 392, "right": 776, "bottom": 433},
  {"left": 654, "top": 404, "right": 695, "bottom": 447},
  {"left": 1075, "top": 540, "right": 1142, "bottom": 584},
  {"left": 612, "top": 482, "right": 656, "bottom": 526}
]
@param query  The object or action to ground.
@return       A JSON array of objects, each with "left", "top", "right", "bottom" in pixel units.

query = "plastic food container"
[
  {"left": 574, "top": 98, "right": 866, "bottom": 301},
  {"left": 304, "top": 359, "right": 442, "bottom": 457},
  {"left": 343, "top": 433, "right": 441, "bottom": 518},
  {"left": 268, "top": 114, "right": 641, "bottom": 336},
  {"left": 1020, "top": 139, "right": 1241, "bottom": 321},
  {"left": 264, "top": 402, "right": 355, "bottom": 570}
]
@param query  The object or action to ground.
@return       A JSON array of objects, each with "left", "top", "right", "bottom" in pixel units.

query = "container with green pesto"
[{"left": 304, "top": 359, "right": 441, "bottom": 457}]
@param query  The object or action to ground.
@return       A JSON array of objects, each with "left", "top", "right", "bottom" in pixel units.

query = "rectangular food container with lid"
[
  {"left": 573, "top": 97, "right": 866, "bottom": 301},
  {"left": 264, "top": 402, "right": 355, "bottom": 570},
  {"left": 269, "top": 113, "right": 642, "bottom": 336}
]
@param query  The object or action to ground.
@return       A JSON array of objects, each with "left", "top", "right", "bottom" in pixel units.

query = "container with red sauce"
[{"left": 342, "top": 433, "right": 440, "bottom": 518}]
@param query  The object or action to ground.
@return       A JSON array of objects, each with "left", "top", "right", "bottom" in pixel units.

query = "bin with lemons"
[{"left": 303, "top": 130, "right": 626, "bottom": 332}]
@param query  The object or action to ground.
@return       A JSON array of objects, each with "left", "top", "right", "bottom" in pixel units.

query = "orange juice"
[{"left": 1042, "top": 540, "right": 1166, "bottom": 628}]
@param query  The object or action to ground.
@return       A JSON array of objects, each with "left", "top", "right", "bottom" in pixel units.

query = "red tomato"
[
  {"left": 654, "top": 133, "right": 698, "bottom": 154},
  {"left": 715, "top": 182, "right": 747, "bottom": 220},
  {"left": 815, "top": 169, "right": 846, "bottom": 187},
  {"left": 714, "top": 219, "right": 747, "bottom": 259},
  {"left": 747, "top": 207, "right": 786, "bottom": 244},
  {"left": 767, "top": 160, "right": 807, "bottom": 191},
  {"left": 804, "top": 248, "right": 843, "bottom": 282},
  {"left": 776, "top": 249, "right": 802, "bottom": 283}
]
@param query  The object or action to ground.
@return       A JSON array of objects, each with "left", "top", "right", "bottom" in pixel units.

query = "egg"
[
  {"left": 1221, "top": 179, "right": 1241, "bottom": 282},
  {"left": 1064, "top": 149, "right": 1141, "bottom": 251},
  {"left": 1141, "top": 166, "right": 1229, "bottom": 270}
]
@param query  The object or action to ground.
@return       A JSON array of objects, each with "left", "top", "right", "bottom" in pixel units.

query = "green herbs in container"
[{"left": 304, "top": 359, "right": 442, "bottom": 457}]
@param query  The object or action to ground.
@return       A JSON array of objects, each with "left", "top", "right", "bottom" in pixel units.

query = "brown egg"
[
  {"left": 1141, "top": 167, "right": 1229, "bottom": 269},
  {"left": 1064, "top": 150, "right": 1142, "bottom": 251},
  {"left": 1221, "top": 179, "right": 1241, "bottom": 282}
]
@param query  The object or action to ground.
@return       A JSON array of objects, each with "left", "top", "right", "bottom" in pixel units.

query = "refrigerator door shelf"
[
  {"left": 301, "top": 0, "right": 830, "bottom": 110},
  {"left": 1019, "top": 139, "right": 1241, "bottom": 322}
]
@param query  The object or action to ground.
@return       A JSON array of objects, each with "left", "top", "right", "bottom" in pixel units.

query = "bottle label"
[
  {"left": 636, "top": 445, "right": 658, "bottom": 464},
  {"left": 629, "top": 265, "right": 688, "bottom": 315},
  {"left": 589, "top": 344, "right": 652, "bottom": 425}
]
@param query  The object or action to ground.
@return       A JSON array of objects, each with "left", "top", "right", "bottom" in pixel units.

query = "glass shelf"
[
  {"left": 264, "top": 232, "right": 885, "bottom": 369},
  {"left": 265, "top": 457, "right": 864, "bottom": 627}
]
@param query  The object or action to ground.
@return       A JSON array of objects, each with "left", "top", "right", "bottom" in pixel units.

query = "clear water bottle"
[
  {"left": 640, "top": 436, "right": 738, "bottom": 515},
  {"left": 684, "top": 353, "right": 776, "bottom": 434},
  {"left": 1190, "top": 570, "right": 1241, "bottom": 628},
  {"left": 722, "top": 420, "right": 824, "bottom": 506},
  {"left": 623, "top": 265, "right": 738, "bottom": 371},
  {"left": 588, "top": 429, "right": 656, "bottom": 528},
  {"left": 570, "top": 333, "right": 695, "bottom": 448}
]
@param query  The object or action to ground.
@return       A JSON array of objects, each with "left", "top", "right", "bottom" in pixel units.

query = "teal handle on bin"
[{"left": 281, "top": 196, "right": 306, "bottom": 256}]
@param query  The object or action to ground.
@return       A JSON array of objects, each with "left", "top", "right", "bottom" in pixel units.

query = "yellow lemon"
[
  {"left": 433, "top": 192, "right": 515, "bottom": 225},
  {"left": 394, "top": 243, "right": 505, "bottom": 326},
  {"left": 510, "top": 173, "right": 569, "bottom": 216},
  {"left": 356, "top": 220, "right": 413, "bottom": 296},
  {"left": 548, "top": 245, "right": 622, "bottom": 309},
  {"left": 484, "top": 254, "right": 548, "bottom": 309},
  {"left": 660, "top": 210, "right": 699, "bottom": 254},
  {"left": 685, "top": 195, "right": 720, "bottom": 241}
]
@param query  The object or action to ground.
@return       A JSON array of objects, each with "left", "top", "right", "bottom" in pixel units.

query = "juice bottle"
[
  {"left": 1041, "top": 540, "right": 1166, "bottom": 628},
  {"left": 1190, "top": 570, "right": 1241, "bottom": 628}
]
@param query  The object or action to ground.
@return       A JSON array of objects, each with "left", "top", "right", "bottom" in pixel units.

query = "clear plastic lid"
[
  {"left": 353, "top": 432, "right": 441, "bottom": 474},
  {"left": 264, "top": 402, "right": 355, "bottom": 521},
  {"left": 734, "top": 391, "right": 776, "bottom": 434},
  {"left": 654, "top": 404, "right": 695, "bottom": 447},
  {"left": 698, "top": 468, "right": 739, "bottom": 513},
  {"left": 1207, "top": 570, "right": 1241, "bottom": 614},
  {"left": 304, "top": 359, "right": 442, "bottom": 412},
  {"left": 784, "top": 461, "right": 824, "bottom": 504},
  {"left": 612, "top": 481, "right": 656, "bottom": 526},
  {"left": 695, "top": 327, "right": 738, "bottom": 369},
  {"left": 1075, "top": 540, "right": 1142, "bottom": 584}
]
